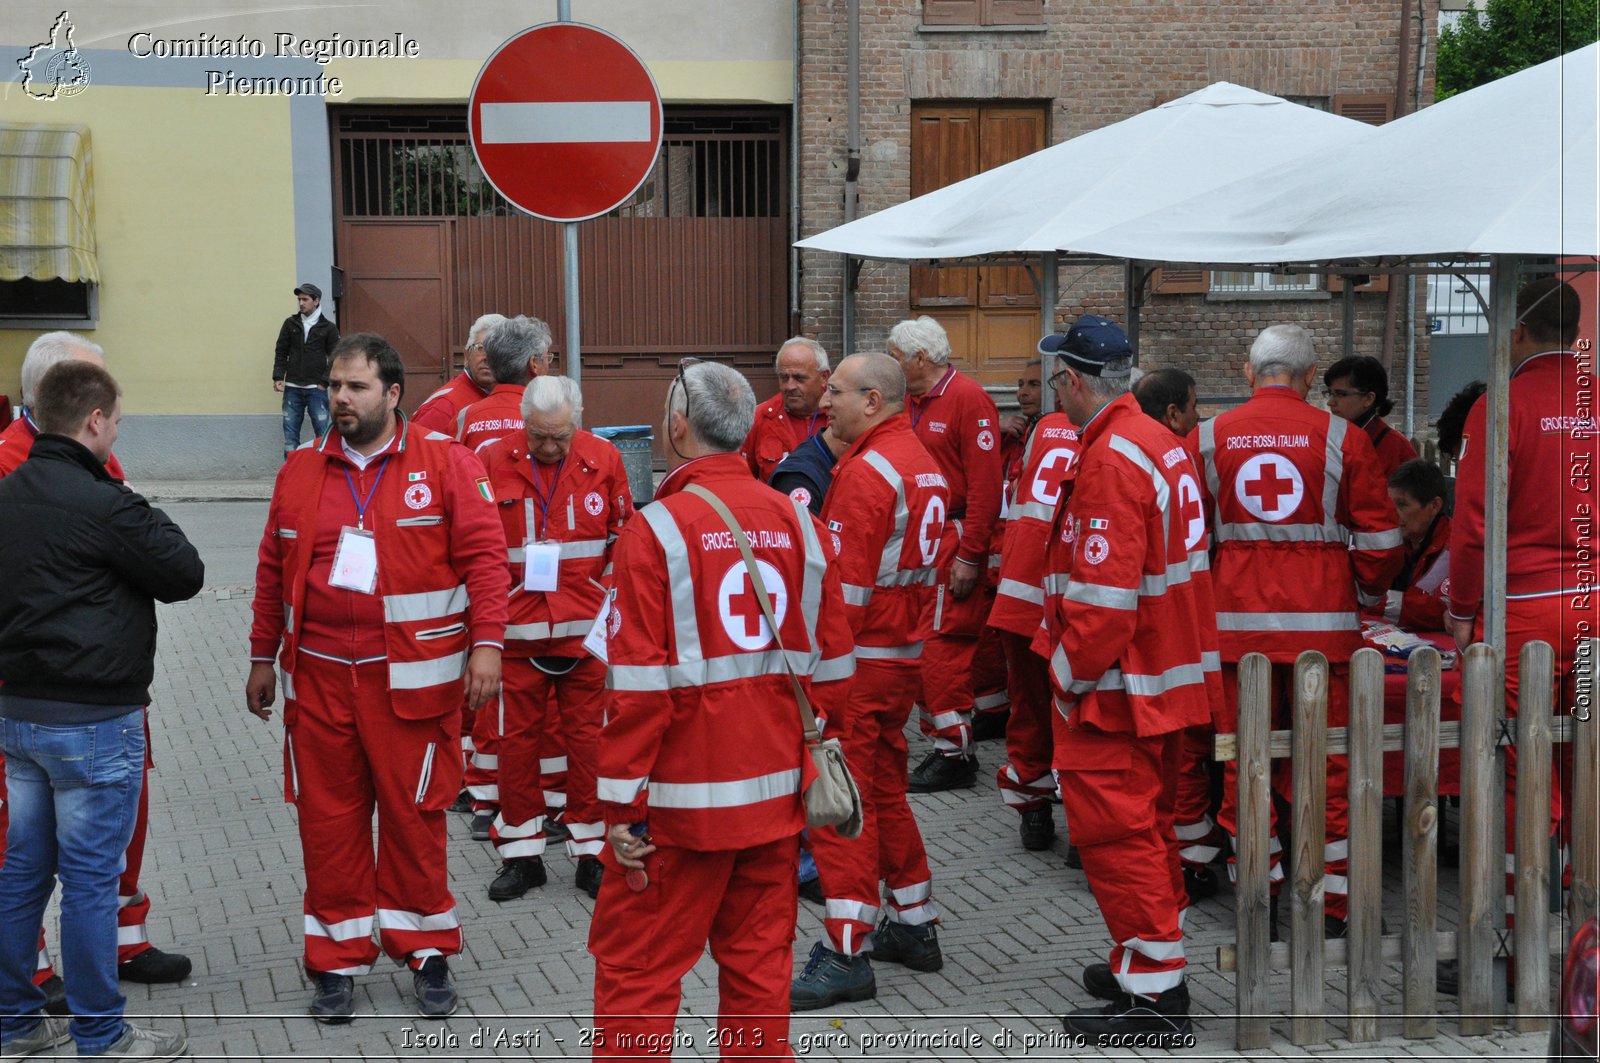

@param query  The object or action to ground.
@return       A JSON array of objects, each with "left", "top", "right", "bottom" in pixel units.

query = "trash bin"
[{"left": 592, "top": 425, "right": 655, "bottom": 506}]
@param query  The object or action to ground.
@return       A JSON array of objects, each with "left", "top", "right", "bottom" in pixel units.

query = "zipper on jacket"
[{"left": 414, "top": 742, "right": 436, "bottom": 805}]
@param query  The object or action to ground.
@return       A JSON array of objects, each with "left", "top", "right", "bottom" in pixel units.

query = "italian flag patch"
[
  {"left": 1089, "top": 518, "right": 1109, "bottom": 530},
  {"left": 408, "top": 471, "right": 427, "bottom": 482},
  {"left": 977, "top": 418, "right": 991, "bottom": 427},
  {"left": 476, "top": 478, "right": 494, "bottom": 503}
]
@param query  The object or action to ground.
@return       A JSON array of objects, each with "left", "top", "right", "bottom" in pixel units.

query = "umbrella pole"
[{"left": 1041, "top": 251, "right": 1059, "bottom": 413}]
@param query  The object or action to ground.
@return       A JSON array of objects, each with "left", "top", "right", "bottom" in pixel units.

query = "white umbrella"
[{"left": 794, "top": 82, "right": 1374, "bottom": 260}]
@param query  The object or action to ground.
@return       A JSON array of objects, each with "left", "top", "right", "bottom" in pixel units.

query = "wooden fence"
[{"left": 1213, "top": 639, "right": 1598, "bottom": 1049}]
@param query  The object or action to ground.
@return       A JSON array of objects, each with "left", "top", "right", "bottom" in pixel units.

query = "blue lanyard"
[
  {"left": 343, "top": 457, "right": 391, "bottom": 530},
  {"left": 528, "top": 456, "right": 565, "bottom": 540}
]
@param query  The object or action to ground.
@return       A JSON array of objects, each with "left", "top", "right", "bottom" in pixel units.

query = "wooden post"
[
  {"left": 1573, "top": 638, "right": 1599, "bottom": 930},
  {"left": 1291, "top": 651, "right": 1329, "bottom": 1046},
  {"left": 1458, "top": 643, "right": 1499, "bottom": 1034},
  {"left": 1235, "top": 653, "right": 1273, "bottom": 1051},
  {"left": 1402, "top": 647, "right": 1441, "bottom": 1039},
  {"left": 1513, "top": 641, "right": 1553, "bottom": 1032},
  {"left": 1347, "top": 648, "right": 1384, "bottom": 1042}
]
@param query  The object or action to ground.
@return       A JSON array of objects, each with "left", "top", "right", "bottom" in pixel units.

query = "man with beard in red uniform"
[
  {"left": 790, "top": 353, "right": 948, "bottom": 1009},
  {"left": 742, "top": 337, "right": 831, "bottom": 483},
  {"left": 590, "top": 359, "right": 854, "bottom": 1058},
  {"left": 456, "top": 315, "right": 552, "bottom": 453},
  {"left": 889, "top": 317, "right": 1004, "bottom": 792},
  {"left": 246, "top": 334, "right": 509, "bottom": 1023},
  {"left": 1196, "top": 324, "right": 1402, "bottom": 937},
  {"left": 411, "top": 313, "right": 505, "bottom": 436},
  {"left": 988, "top": 344, "right": 1080, "bottom": 852},
  {"left": 1036, "top": 319, "right": 1221, "bottom": 1041},
  {"left": 477, "top": 375, "right": 633, "bottom": 901},
  {"left": 0, "top": 333, "right": 191, "bottom": 1009},
  {"left": 1440, "top": 277, "right": 1593, "bottom": 994}
]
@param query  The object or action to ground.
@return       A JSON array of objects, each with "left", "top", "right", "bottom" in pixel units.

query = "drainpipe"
[
  {"left": 1381, "top": 0, "right": 1416, "bottom": 389},
  {"left": 1404, "top": 14, "right": 1428, "bottom": 437},
  {"left": 841, "top": 0, "right": 861, "bottom": 355},
  {"left": 791, "top": 0, "right": 802, "bottom": 334}
]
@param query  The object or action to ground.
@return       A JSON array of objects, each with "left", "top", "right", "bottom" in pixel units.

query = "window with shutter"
[
  {"left": 1331, "top": 93, "right": 1395, "bottom": 126},
  {"left": 1151, "top": 269, "right": 1209, "bottom": 295},
  {"left": 923, "top": 0, "right": 983, "bottom": 25},
  {"left": 922, "top": 0, "right": 1043, "bottom": 26}
]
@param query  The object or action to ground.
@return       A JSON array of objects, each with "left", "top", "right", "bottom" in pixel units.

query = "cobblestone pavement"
[{"left": 79, "top": 552, "right": 1550, "bottom": 1061}]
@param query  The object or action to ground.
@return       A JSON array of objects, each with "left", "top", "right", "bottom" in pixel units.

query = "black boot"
[
  {"left": 1062, "top": 981, "right": 1192, "bottom": 1043},
  {"left": 488, "top": 857, "right": 547, "bottom": 901},
  {"left": 1019, "top": 807, "right": 1055, "bottom": 851},
  {"left": 575, "top": 856, "right": 604, "bottom": 899},
  {"left": 907, "top": 750, "right": 977, "bottom": 793},
  {"left": 1183, "top": 865, "right": 1219, "bottom": 902}
]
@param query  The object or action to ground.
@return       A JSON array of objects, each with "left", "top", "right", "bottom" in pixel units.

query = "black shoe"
[
  {"left": 1270, "top": 893, "right": 1280, "bottom": 943},
  {"left": 413, "top": 956, "right": 458, "bottom": 1019},
  {"left": 470, "top": 810, "right": 495, "bottom": 841},
  {"left": 447, "top": 790, "right": 473, "bottom": 814},
  {"left": 41, "top": 973, "right": 67, "bottom": 1016},
  {"left": 1082, "top": 962, "right": 1120, "bottom": 1001},
  {"left": 791, "top": 942, "right": 875, "bottom": 1011},
  {"left": 1183, "top": 865, "right": 1220, "bottom": 903},
  {"left": 545, "top": 812, "right": 571, "bottom": 844},
  {"left": 310, "top": 971, "right": 355, "bottom": 1025},
  {"left": 970, "top": 710, "right": 1009, "bottom": 742},
  {"left": 118, "top": 946, "right": 193, "bottom": 984},
  {"left": 1065, "top": 845, "right": 1083, "bottom": 869},
  {"left": 1435, "top": 959, "right": 1515, "bottom": 1001},
  {"left": 1062, "top": 982, "right": 1192, "bottom": 1043},
  {"left": 907, "top": 750, "right": 977, "bottom": 793},
  {"left": 870, "top": 919, "right": 943, "bottom": 972},
  {"left": 488, "top": 857, "right": 547, "bottom": 901},
  {"left": 575, "top": 856, "right": 604, "bottom": 900},
  {"left": 798, "top": 877, "right": 825, "bottom": 906},
  {"left": 1020, "top": 807, "right": 1055, "bottom": 851}
]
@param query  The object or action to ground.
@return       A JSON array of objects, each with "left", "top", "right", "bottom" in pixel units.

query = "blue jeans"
[
  {"left": 282, "top": 385, "right": 330, "bottom": 452},
  {"left": 0, "top": 711, "right": 144, "bottom": 1055}
]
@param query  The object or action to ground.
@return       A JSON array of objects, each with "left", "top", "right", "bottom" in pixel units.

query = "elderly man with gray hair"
[
  {"left": 456, "top": 315, "right": 553, "bottom": 452},
  {"left": 412, "top": 312, "right": 508, "bottom": 435},
  {"left": 472, "top": 375, "right": 635, "bottom": 902},
  {"left": 742, "top": 336, "right": 832, "bottom": 482},
  {"left": 0, "top": 333, "right": 121, "bottom": 481}
]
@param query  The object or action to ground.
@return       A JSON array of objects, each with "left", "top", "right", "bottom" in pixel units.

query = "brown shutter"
[
  {"left": 978, "top": 106, "right": 1046, "bottom": 307},
  {"left": 984, "top": 0, "right": 1045, "bottom": 25},
  {"left": 910, "top": 106, "right": 980, "bottom": 307},
  {"left": 1151, "top": 268, "right": 1210, "bottom": 294},
  {"left": 923, "top": 0, "right": 983, "bottom": 25},
  {"left": 1331, "top": 93, "right": 1395, "bottom": 126},
  {"left": 1327, "top": 271, "right": 1391, "bottom": 294}
]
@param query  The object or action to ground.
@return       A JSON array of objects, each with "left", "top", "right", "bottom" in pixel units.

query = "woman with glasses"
[{"left": 1321, "top": 354, "right": 1417, "bottom": 478}]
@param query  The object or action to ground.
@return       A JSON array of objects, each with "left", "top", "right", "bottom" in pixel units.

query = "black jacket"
[
  {"left": 769, "top": 432, "right": 838, "bottom": 517},
  {"left": 273, "top": 311, "right": 340, "bottom": 387},
  {"left": 0, "top": 435, "right": 204, "bottom": 705}
]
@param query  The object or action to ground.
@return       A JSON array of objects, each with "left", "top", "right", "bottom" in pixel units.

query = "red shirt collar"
[{"left": 654, "top": 451, "right": 754, "bottom": 499}]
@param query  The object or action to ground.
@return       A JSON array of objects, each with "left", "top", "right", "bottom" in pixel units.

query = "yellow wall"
[{"left": 0, "top": 87, "right": 296, "bottom": 415}]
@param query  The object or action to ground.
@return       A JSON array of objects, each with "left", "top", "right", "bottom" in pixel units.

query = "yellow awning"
[{"left": 0, "top": 123, "right": 98, "bottom": 284}]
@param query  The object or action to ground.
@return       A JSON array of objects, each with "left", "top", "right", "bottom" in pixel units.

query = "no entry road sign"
[{"left": 469, "top": 23, "right": 663, "bottom": 223}]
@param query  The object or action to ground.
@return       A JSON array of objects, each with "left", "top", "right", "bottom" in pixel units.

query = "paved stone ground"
[{"left": 60, "top": 501, "right": 1550, "bottom": 1062}]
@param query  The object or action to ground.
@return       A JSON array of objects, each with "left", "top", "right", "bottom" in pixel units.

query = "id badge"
[
  {"left": 582, "top": 595, "right": 610, "bottom": 664},
  {"left": 523, "top": 539, "right": 560, "bottom": 592},
  {"left": 330, "top": 526, "right": 379, "bottom": 595}
]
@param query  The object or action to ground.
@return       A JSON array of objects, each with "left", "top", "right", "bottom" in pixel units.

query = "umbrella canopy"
[
  {"left": 794, "top": 83, "right": 1373, "bottom": 260},
  {"left": 1072, "top": 43, "right": 1599, "bottom": 263}
]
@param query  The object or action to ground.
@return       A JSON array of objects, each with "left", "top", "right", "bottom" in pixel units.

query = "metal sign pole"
[{"left": 558, "top": 0, "right": 581, "bottom": 387}]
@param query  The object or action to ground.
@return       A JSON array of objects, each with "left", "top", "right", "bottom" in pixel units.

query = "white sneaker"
[
  {"left": 95, "top": 1023, "right": 188, "bottom": 1061},
  {"left": 0, "top": 1015, "right": 69, "bottom": 1061}
]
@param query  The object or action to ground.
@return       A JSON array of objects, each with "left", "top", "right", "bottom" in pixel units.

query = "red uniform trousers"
[
  {"left": 1217, "top": 663, "right": 1351, "bottom": 917},
  {"left": 917, "top": 580, "right": 995, "bottom": 754},
  {"left": 810, "top": 660, "right": 938, "bottom": 955},
  {"left": 467, "top": 690, "right": 572, "bottom": 819},
  {"left": 1057, "top": 725, "right": 1188, "bottom": 998},
  {"left": 589, "top": 836, "right": 799, "bottom": 1060},
  {"left": 994, "top": 631, "right": 1055, "bottom": 812},
  {"left": 286, "top": 654, "right": 463, "bottom": 974},
  {"left": 1173, "top": 724, "right": 1223, "bottom": 871},
  {"left": 0, "top": 714, "right": 157, "bottom": 983},
  {"left": 490, "top": 656, "right": 606, "bottom": 859},
  {"left": 970, "top": 622, "right": 1010, "bottom": 724}
]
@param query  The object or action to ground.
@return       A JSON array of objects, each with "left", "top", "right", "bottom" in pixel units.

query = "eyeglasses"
[
  {"left": 674, "top": 357, "right": 702, "bottom": 423},
  {"left": 1048, "top": 367, "right": 1072, "bottom": 389},
  {"left": 824, "top": 384, "right": 873, "bottom": 398},
  {"left": 467, "top": 342, "right": 485, "bottom": 352},
  {"left": 1322, "top": 387, "right": 1368, "bottom": 400}
]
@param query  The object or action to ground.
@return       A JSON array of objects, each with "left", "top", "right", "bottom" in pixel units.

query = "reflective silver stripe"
[
  {"left": 609, "top": 648, "right": 823, "bottom": 691},
  {"left": 879, "top": 567, "right": 937, "bottom": 589},
  {"left": 1122, "top": 658, "right": 1216, "bottom": 697},
  {"left": 889, "top": 880, "right": 932, "bottom": 905},
  {"left": 862, "top": 449, "right": 911, "bottom": 584},
  {"left": 276, "top": 528, "right": 298, "bottom": 539},
  {"left": 1174, "top": 815, "right": 1216, "bottom": 842},
  {"left": 115, "top": 925, "right": 149, "bottom": 947},
  {"left": 1355, "top": 586, "right": 1383, "bottom": 609},
  {"left": 305, "top": 914, "right": 374, "bottom": 941},
  {"left": 1322, "top": 413, "right": 1346, "bottom": 532},
  {"left": 282, "top": 668, "right": 295, "bottom": 702},
  {"left": 842, "top": 583, "right": 874, "bottom": 607},
  {"left": 1137, "top": 550, "right": 1211, "bottom": 595},
  {"left": 470, "top": 752, "right": 498, "bottom": 771},
  {"left": 1065, "top": 580, "right": 1138, "bottom": 611},
  {"left": 1108, "top": 433, "right": 1171, "bottom": 555},
  {"left": 286, "top": 733, "right": 300, "bottom": 798},
  {"left": 540, "top": 756, "right": 568, "bottom": 772},
  {"left": 987, "top": 554, "right": 1002, "bottom": 569},
  {"left": 791, "top": 494, "right": 826, "bottom": 653},
  {"left": 1050, "top": 643, "right": 1073, "bottom": 691},
  {"left": 1197, "top": 418, "right": 1221, "bottom": 503},
  {"left": 1382, "top": 589, "right": 1403, "bottom": 623},
  {"left": 974, "top": 690, "right": 1008, "bottom": 711},
  {"left": 375, "top": 907, "right": 460, "bottom": 932},
  {"left": 997, "top": 577, "right": 1044, "bottom": 605},
  {"left": 1216, "top": 611, "right": 1358, "bottom": 632},
  {"left": 1014, "top": 500, "right": 1054, "bottom": 522},
  {"left": 383, "top": 585, "right": 468, "bottom": 624},
  {"left": 1326, "top": 839, "right": 1349, "bottom": 862},
  {"left": 285, "top": 604, "right": 295, "bottom": 635},
  {"left": 649, "top": 768, "right": 801, "bottom": 809},
  {"left": 389, "top": 651, "right": 467, "bottom": 689},
  {"left": 1043, "top": 571, "right": 1072, "bottom": 596},
  {"left": 1351, "top": 528, "right": 1402, "bottom": 551},
  {"left": 1217, "top": 521, "right": 1350, "bottom": 544},
  {"left": 508, "top": 538, "right": 607, "bottom": 563},
  {"left": 494, "top": 813, "right": 546, "bottom": 839},
  {"left": 826, "top": 899, "right": 881, "bottom": 923},
  {"left": 596, "top": 775, "right": 648, "bottom": 803},
  {"left": 504, "top": 619, "right": 595, "bottom": 641},
  {"left": 414, "top": 742, "right": 436, "bottom": 804},
  {"left": 855, "top": 642, "right": 922, "bottom": 660},
  {"left": 1121, "top": 934, "right": 1185, "bottom": 963},
  {"left": 640, "top": 503, "right": 704, "bottom": 663},
  {"left": 815, "top": 652, "right": 856, "bottom": 682}
]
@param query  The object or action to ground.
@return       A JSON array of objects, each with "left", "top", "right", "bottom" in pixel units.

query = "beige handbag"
[{"left": 686, "top": 484, "right": 864, "bottom": 839}]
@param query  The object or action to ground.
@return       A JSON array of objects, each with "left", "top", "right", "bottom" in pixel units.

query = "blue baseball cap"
[{"left": 1038, "top": 315, "right": 1133, "bottom": 376}]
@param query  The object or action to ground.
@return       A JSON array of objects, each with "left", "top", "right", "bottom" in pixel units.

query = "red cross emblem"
[
  {"left": 1030, "top": 447, "right": 1077, "bottom": 507},
  {"left": 1235, "top": 454, "right": 1304, "bottom": 522},
  {"left": 717, "top": 560, "right": 788, "bottom": 650}
]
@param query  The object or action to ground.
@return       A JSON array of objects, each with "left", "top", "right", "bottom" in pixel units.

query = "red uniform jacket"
[
  {"left": 457, "top": 383, "right": 526, "bottom": 454},
  {"left": 1363, "top": 513, "right": 1450, "bottom": 633},
  {"left": 411, "top": 371, "right": 488, "bottom": 436},
  {"left": 595, "top": 452, "right": 856, "bottom": 849},
  {"left": 907, "top": 367, "right": 1004, "bottom": 568},
  {"left": 1034, "top": 393, "right": 1220, "bottom": 738},
  {"left": 249, "top": 417, "right": 510, "bottom": 719},
  {"left": 989, "top": 413, "right": 1079, "bottom": 639},
  {"left": 1359, "top": 413, "right": 1418, "bottom": 480},
  {"left": 742, "top": 394, "right": 824, "bottom": 483},
  {"left": 1195, "top": 386, "right": 1403, "bottom": 664},
  {"left": 821, "top": 413, "right": 947, "bottom": 660},
  {"left": 0, "top": 411, "right": 127, "bottom": 481},
  {"left": 1449, "top": 349, "right": 1599, "bottom": 620},
  {"left": 480, "top": 429, "right": 634, "bottom": 658}
]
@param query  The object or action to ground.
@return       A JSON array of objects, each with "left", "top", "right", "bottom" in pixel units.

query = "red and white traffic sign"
[{"left": 469, "top": 23, "right": 663, "bottom": 223}]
